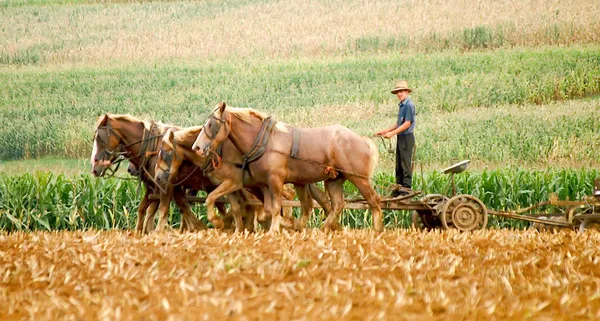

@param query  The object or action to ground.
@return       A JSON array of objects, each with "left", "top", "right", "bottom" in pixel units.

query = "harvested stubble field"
[{"left": 2, "top": 230, "right": 600, "bottom": 320}]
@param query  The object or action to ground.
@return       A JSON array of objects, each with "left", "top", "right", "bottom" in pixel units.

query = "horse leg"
[
  {"left": 173, "top": 188, "right": 207, "bottom": 232},
  {"left": 322, "top": 178, "right": 346, "bottom": 232},
  {"left": 308, "top": 183, "right": 332, "bottom": 222},
  {"left": 142, "top": 200, "right": 159, "bottom": 234},
  {"left": 265, "top": 178, "right": 285, "bottom": 234},
  {"left": 294, "top": 184, "right": 313, "bottom": 230},
  {"left": 225, "top": 192, "right": 245, "bottom": 233},
  {"left": 245, "top": 204, "right": 257, "bottom": 232},
  {"left": 347, "top": 176, "right": 383, "bottom": 232},
  {"left": 205, "top": 179, "right": 242, "bottom": 229},
  {"left": 215, "top": 203, "right": 232, "bottom": 229},
  {"left": 155, "top": 191, "right": 172, "bottom": 232},
  {"left": 135, "top": 189, "right": 151, "bottom": 233}
]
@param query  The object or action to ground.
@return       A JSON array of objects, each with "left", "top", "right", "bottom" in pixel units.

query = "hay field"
[
  {"left": 2, "top": 230, "right": 600, "bottom": 320},
  {"left": 2, "top": 0, "right": 599, "bottom": 64}
]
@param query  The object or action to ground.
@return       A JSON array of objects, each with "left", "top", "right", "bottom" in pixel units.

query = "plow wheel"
[
  {"left": 412, "top": 194, "right": 447, "bottom": 229},
  {"left": 580, "top": 218, "right": 600, "bottom": 232},
  {"left": 567, "top": 206, "right": 600, "bottom": 232},
  {"left": 438, "top": 195, "right": 488, "bottom": 231}
]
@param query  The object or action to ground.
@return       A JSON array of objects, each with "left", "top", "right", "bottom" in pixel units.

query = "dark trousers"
[{"left": 395, "top": 133, "right": 415, "bottom": 188}]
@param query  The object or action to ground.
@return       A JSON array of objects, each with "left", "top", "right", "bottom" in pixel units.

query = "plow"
[{"left": 150, "top": 160, "right": 600, "bottom": 232}]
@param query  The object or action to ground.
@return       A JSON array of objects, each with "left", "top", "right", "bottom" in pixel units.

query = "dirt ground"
[{"left": 1, "top": 229, "right": 600, "bottom": 321}]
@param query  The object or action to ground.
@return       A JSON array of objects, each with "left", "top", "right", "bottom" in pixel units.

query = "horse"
[
  {"left": 191, "top": 102, "right": 381, "bottom": 233},
  {"left": 154, "top": 126, "right": 332, "bottom": 232},
  {"left": 90, "top": 114, "right": 227, "bottom": 233}
]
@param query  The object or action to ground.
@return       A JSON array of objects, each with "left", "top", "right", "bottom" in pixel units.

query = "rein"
[
  {"left": 157, "top": 139, "right": 202, "bottom": 187},
  {"left": 95, "top": 121, "right": 164, "bottom": 187}
]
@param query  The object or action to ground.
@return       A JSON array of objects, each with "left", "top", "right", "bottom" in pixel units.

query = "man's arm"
[
  {"left": 375, "top": 123, "right": 398, "bottom": 136},
  {"left": 383, "top": 102, "right": 414, "bottom": 138},
  {"left": 383, "top": 121, "right": 411, "bottom": 138}
]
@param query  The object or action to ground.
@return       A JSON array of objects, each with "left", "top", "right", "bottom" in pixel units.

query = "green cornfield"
[{"left": 1, "top": 168, "right": 597, "bottom": 231}]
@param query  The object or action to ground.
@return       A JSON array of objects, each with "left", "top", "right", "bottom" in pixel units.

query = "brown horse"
[
  {"left": 90, "top": 114, "right": 225, "bottom": 233},
  {"left": 192, "top": 103, "right": 381, "bottom": 233},
  {"left": 155, "top": 126, "right": 332, "bottom": 231}
]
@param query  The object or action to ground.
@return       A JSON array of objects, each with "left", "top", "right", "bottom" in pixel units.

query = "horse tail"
[{"left": 363, "top": 137, "right": 379, "bottom": 181}]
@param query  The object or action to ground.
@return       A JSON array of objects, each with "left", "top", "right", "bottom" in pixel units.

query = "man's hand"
[{"left": 382, "top": 132, "right": 395, "bottom": 139}]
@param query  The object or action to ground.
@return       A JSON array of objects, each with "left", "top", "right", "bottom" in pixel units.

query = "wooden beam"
[{"left": 148, "top": 194, "right": 429, "bottom": 211}]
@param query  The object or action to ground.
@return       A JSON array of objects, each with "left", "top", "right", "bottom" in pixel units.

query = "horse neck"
[
  {"left": 113, "top": 119, "right": 146, "bottom": 167},
  {"left": 227, "top": 114, "right": 262, "bottom": 155},
  {"left": 173, "top": 131, "right": 205, "bottom": 165}
]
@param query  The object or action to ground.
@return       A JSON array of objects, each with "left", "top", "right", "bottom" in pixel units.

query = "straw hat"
[{"left": 390, "top": 80, "right": 412, "bottom": 94}]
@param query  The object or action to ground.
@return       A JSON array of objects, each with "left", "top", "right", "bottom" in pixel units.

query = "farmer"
[{"left": 375, "top": 80, "right": 416, "bottom": 196}]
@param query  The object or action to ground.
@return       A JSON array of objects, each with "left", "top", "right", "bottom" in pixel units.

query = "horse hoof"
[{"left": 211, "top": 219, "right": 225, "bottom": 230}]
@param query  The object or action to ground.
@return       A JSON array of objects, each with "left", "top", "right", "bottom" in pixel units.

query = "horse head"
[
  {"left": 156, "top": 126, "right": 208, "bottom": 187},
  {"left": 90, "top": 114, "right": 126, "bottom": 177},
  {"left": 192, "top": 102, "right": 230, "bottom": 157},
  {"left": 155, "top": 128, "right": 183, "bottom": 186},
  {"left": 90, "top": 113, "right": 154, "bottom": 177}
]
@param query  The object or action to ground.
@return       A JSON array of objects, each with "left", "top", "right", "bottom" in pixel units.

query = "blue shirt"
[{"left": 397, "top": 97, "right": 416, "bottom": 135}]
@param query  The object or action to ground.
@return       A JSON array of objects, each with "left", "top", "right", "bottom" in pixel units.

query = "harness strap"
[
  {"left": 136, "top": 122, "right": 161, "bottom": 194},
  {"left": 201, "top": 143, "right": 224, "bottom": 175},
  {"left": 291, "top": 128, "right": 301, "bottom": 158},
  {"left": 241, "top": 117, "right": 277, "bottom": 170}
]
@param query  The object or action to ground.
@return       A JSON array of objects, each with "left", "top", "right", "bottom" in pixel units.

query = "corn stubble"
[{"left": 1, "top": 229, "right": 599, "bottom": 320}]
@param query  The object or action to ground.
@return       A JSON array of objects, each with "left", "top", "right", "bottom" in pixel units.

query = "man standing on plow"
[{"left": 375, "top": 80, "right": 416, "bottom": 197}]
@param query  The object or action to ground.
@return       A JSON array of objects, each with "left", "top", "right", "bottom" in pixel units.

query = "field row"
[
  {"left": 1, "top": 47, "right": 599, "bottom": 162},
  {"left": 2, "top": 229, "right": 600, "bottom": 320},
  {"left": 0, "top": 168, "right": 597, "bottom": 231},
  {"left": 1, "top": 0, "right": 599, "bottom": 64}
]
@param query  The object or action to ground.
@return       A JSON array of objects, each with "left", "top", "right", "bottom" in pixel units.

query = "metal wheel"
[
  {"left": 439, "top": 195, "right": 488, "bottom": 231},
  {"left": 579, "top": 217, "right": 600, "bottom": 232},
  {"left": 412, "top": 194, "right": 448, "bottom": 229}
]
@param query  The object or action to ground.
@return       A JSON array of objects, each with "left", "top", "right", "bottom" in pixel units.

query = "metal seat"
[{"left": 441, "top": 160, "right": 470, "bottom": 175}]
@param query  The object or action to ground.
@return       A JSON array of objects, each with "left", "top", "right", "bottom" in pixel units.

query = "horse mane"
[
  {"left": 215, "top": 106, "right": 289, "bottom": 132},
  {"left": 97, "top": 113, "right": 174, "bottom": 134},
  {"left": 162, "top": 126, "right": 202, "bottom": 148}
]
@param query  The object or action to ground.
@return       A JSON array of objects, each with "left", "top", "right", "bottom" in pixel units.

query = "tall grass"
[
  {"left": 1, "top": 47, "right": 599, "bottom": 162},
  {"left": 1, "top": 0, "right": 599, "bottom": 64},
  {"left": 1, "top": 168, "right": 597, "bottom": 231}
]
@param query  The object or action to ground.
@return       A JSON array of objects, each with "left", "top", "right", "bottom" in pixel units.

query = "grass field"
[
  {"left": 2, "top": 47, "right": 600, "bottom": 165},
  {"left": 2, "top": 0, "right": 599, "bottom": 64},
  {"left": 2, "top": 230, "right": 600, "bottom": 320},
  {"left": 1, "top": 0, "right": 600, "bottom": 167}
]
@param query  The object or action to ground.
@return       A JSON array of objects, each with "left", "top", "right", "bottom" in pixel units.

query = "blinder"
[
  {"left": 204, "top": 114, "right": 226, "bottom": 140},
  {"left": 94, "top": 125, "right": 125, "bottom": 163},
  {"left": 157, "top": 140, "right": 182, "bottom": 175}
]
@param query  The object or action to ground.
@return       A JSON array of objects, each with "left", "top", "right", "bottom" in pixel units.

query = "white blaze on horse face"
[
  {"left": 192, "top": 121, "right": 211, "bottom": 156},
  {"left": 90, "top": 136, "right": 100, "bottom": 168}
]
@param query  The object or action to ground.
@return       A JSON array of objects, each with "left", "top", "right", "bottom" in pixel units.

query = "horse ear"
[
  {"left": 98, "top": 114, "right": 109, "bottom": 126},
  {"left": 167, "top": 129, "right": 176, "bottom": 143},
  {"left": 219, "top": 102, "right": 226, "bottom": 114}
]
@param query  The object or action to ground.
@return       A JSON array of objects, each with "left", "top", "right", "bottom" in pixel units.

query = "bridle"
[
  {"left": 156, "top": 136, "right": 220, "bottom": 186},
  {"left": 200, "top": 112, "right": 229, "bottom": 153},
  {"left": 93, "top": 124, "right": 128, "bottom": 177},
  {"left": 93, "top": 120, "right": 163, "bottom": 178},
  {"left": 157, "top": 142, "right": 179, "bottom": 175}
]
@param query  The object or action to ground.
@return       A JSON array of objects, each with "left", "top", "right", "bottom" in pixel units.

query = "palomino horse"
[
  {"left": 192, "top": 103, "right": 382, "bottom": 233},
  {"left": 90, "top": 114, "right": 225, "bottom": 232},
  {"left": 155, "top": 126, "right": 332, "bottom": 231}
]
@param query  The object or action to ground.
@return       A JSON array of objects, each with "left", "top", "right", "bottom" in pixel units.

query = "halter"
[
  {"left": 93, "top": 124, "right": 128, "bottom": 177},
  {"left": 157, "top": 140, "right": 180, "bottom": 175},
  {"left": 202, "top": 113, "right": 229, "bottom": 147},
  {"left": 93, "top": 120, "right": 163, "bottom": 178}
]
